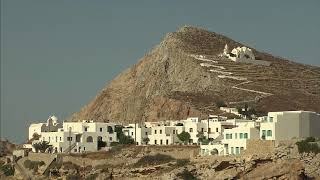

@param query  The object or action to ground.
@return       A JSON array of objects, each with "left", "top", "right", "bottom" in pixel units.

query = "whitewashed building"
[
  {"left": 122, "top": 123, "right": 151, "bottom": 145},
  {"left": 27, "top": 119, "right": 117, "bottom": 153},
  {"left": 222, "top": 120, "right": 260, "bottom": 155},
  {"left": 28, "top": 116, "right": 62, "bottom": 140},
  {"left": 260, "top": 111, "right": 320, "bottom": 140},
  {"left": 148, "top": 125, "right": 182, "bottom": 145}
]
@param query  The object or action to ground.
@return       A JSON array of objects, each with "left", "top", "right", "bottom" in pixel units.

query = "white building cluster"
[
  {"left": 25, "top": 111, "right": 320, "bottom": 156},
  {"left": 222, "top": 44, "right": 271, "bottom": 66}
]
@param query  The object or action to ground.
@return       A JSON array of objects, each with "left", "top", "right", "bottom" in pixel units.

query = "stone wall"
[
  {"left": 142, "top": 145, "right": 199, "bottom": 159},
  {"left": 244, "top": 140, "right": 275, "bottom": 155}
]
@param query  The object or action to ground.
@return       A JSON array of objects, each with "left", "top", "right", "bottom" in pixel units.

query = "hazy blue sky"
[{"left": 1, "top": 1, "right": 319, "bottom": 143}]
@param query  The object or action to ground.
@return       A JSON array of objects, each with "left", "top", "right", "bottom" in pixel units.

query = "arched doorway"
[{"left": 86, "top": 136, "right": 93, "bottom": 143}]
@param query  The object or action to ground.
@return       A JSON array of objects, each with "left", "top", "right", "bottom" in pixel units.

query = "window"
[
  {"left": 60, "top": 147, "right": 63, "bottom": 152},
  {"left": 231, "top": 147, "right": 234, "bottom": 154},
  {"left": 189, "top": 128, "right": 193, "bottom": 133},
  {"left": 244, "top": 133, "right": 248, "bottom": 139},
  {"left": 166, "top": 139, "right": 169, "bottom": 145},
  {"left": 67, "top": 137, "right": 72, "bottom": 141},
  {"left": 160, "top": 140, "right": 163, "bottom": 145},
  {"left": 235, "top": 133, "right": 238, "bottom": 139},
  {"left": 160, "top": 130, "right": 162, "bottom": 134},
  {"left": 201, "top": 128, "right": 204, "bottom": 132},
  {"left": 240, "top": 147, "right": 244, "bottom": 153},
  {"left": 236, "top": 147, "right": 240, "bottom": 155},
  {"left": 74, "top": 149, "right": 77, "bottom": 152},
  {"left": 131, "top": 132, "right": 134, "bottom": 136},
  {"left": 226, "top": 134, "right": 232, "bottom": 139},
  {"left": 56, "top": 136, "right": 58, "bottom": 142},
  {"left": 83, "top": 147, "right": 86, "bottom": 151},
  {"left": 60, "top": 137, "right": 62, "bottom": 141},
  {"left": 262, "top": 130, "right": 266, "bottom": 136},
  {"left": 154, "top": 130, "right": 157, "bottom": 134},
  {"left": 173, "top": 130, "right": 175, "bottom": 134},
  {"left": 240, "top": 133, "right": 244, "bottom": 139},
  {"left": 109, "top": 137, "right": 112, "bottom": 141},
  {"left": 216, "top": 128, "right": 219, "bottom": 132},
  {"left": 267, "top": 130, "right": 272, "bottom": 137},
  {"left": 155, "top": 140, "right": 157, "bottom": 144},
  {"left": 145, "top": 132, "right": 148, "bottom": 135},
  {"left": 208, "top": 128, "right": 211, "bottom": 133},
  {"left": 84, "top": 127, "right": 88, "bottom": 132},
  {"left": 86, "top": 136, "right": 93, "bottom": 143},
  {"left": 100, "top": 128, "right": 103, "bottom": 132},
  {"left": 269, "top": 117, "right": 273, "bottom": 122}
]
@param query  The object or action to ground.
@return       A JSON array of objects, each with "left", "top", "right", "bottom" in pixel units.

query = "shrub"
[
  {"left": 66, "top": 174, "right": 81, "bottom": 180},
  {"left": 109, "top": 144, "right": 124, "bottom": 153},
  {"left": 176, "top": 159, "right": 190, "bottom": 167},
  {"left": 177, "top": 131, "right": 191, "bottom": 144},
  {"left": 85, "top": 173, "right": 98, "bottom": 180},
  {"left": 24, "top": 160, "right": 34, "bottom": 169},
  {"left": 296, "top": 140, "right": 320, "bottom": 154},
  {"left": 23, "top": 160, "right": 45, "bottom": 170},
  {"left": 215, "top": 100, "right": 226, "bottom": 108},
  {"left": 305, "top": 137, "right": 316, "bottom": 142},
  {"left": 63, "top": 161, "right": 80, "bottom": 171},
  {"left": 110, "top": 142, "right": 119, "bottom": 146},
  {"left": 177, "top": 169, "right": 197, "bottom": 180},
  {"left": 142, "top": 137, "right": 150, "bottom": 145},
  {"left": 39, "top": 161, "right": 45, "bottom": 166},
  {"left": 98, "top": 141, "right": 107, "bottom": 150},
  {"left": 0, "top": 164, "right": 15, "bottom": 176},
  {"left": 134, "top": 154, "right": 175, "bottom": 167},
  {"left": 118, "top": 134, "right": 134, "bottom": 144}
]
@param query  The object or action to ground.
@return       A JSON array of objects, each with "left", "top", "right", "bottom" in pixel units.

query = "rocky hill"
[{"left": 70, "top": 26, "right": 320, "bottom": 123}]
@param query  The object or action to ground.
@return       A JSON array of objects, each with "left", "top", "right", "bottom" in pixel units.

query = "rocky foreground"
[{"left": 8, "top": 142, "right": 320, "bottom": 180}]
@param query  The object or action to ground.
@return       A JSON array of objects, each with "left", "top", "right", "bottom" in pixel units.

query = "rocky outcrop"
[{"left": 25, "top": 143, "right": 320, "bottom": 179}]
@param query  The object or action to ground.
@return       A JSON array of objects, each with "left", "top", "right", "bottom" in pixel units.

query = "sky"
[{"left": 1, "top": 0, "right": 320, "bottom": 143}]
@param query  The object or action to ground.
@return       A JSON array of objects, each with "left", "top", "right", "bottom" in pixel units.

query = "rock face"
[{"left": 70, "top": 26, "right": 320, "bottom": 123}]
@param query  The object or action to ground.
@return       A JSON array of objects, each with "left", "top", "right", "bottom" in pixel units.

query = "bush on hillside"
[
  {"left": 176, "top": 159, "right": 190, "bottom": 167},
  {"left": 66, "top": 174, "right": 81, "bottom": 180},
  {"left": 215, "top": 100, "right": 226, "bottom": 108},
  {"left": 23, "top": 160, "right": 45, "bottom": 170},
  {"left": 0, "top": 164, "right": 15, "bottom": 176},
  {"left": 305, "top": 137, "right": 316, "bottom": 142},
  {"left": 296, "top": 140, "right": 320, "bottom": 154},
  {"left": 85, "top": 173, "right": 98, "bottom": 180},
  {"left": 177, "top": 169, "right": 197, "bottom": 180},
  {"left": 134, "top": 154, "right": 175, "bottom": 167}
]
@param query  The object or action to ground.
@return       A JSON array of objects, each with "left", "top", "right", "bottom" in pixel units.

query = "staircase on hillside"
[{"left": 63, "top": 142, "right": 77, "bottom": 153}]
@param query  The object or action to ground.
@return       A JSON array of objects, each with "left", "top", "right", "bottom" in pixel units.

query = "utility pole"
[
  {"left": 207, "top": 115, "right": 210, "bottom": 139},
  {"left": 69, "top": 127, "right": 71, "bottom": 154}
]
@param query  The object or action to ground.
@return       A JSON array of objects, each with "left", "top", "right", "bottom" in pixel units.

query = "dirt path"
[{"left": 191, "top": 54, "right": 274, "bottom": 105}]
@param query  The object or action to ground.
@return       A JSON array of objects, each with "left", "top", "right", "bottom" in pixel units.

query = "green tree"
[
  {"left": 177, "top": 131, "right": 191, "bottom": 144},
  {"left": 32, "top": 141, "right": 51, "bottom": 153},
  {"left": 196, "top": 132, "right": 205, "bottom": 144},
  {"left": 114, "top": 125, "right": 124, "bottom": 139},
  {"left": 118, "top": 134, "right": 134, "bottom": 144},
  {"left": 215, "top": 100, "right": 226, "bottom": 108},
  {"left": 142, "top": 137, "right": 150, "bottom": 145}
]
